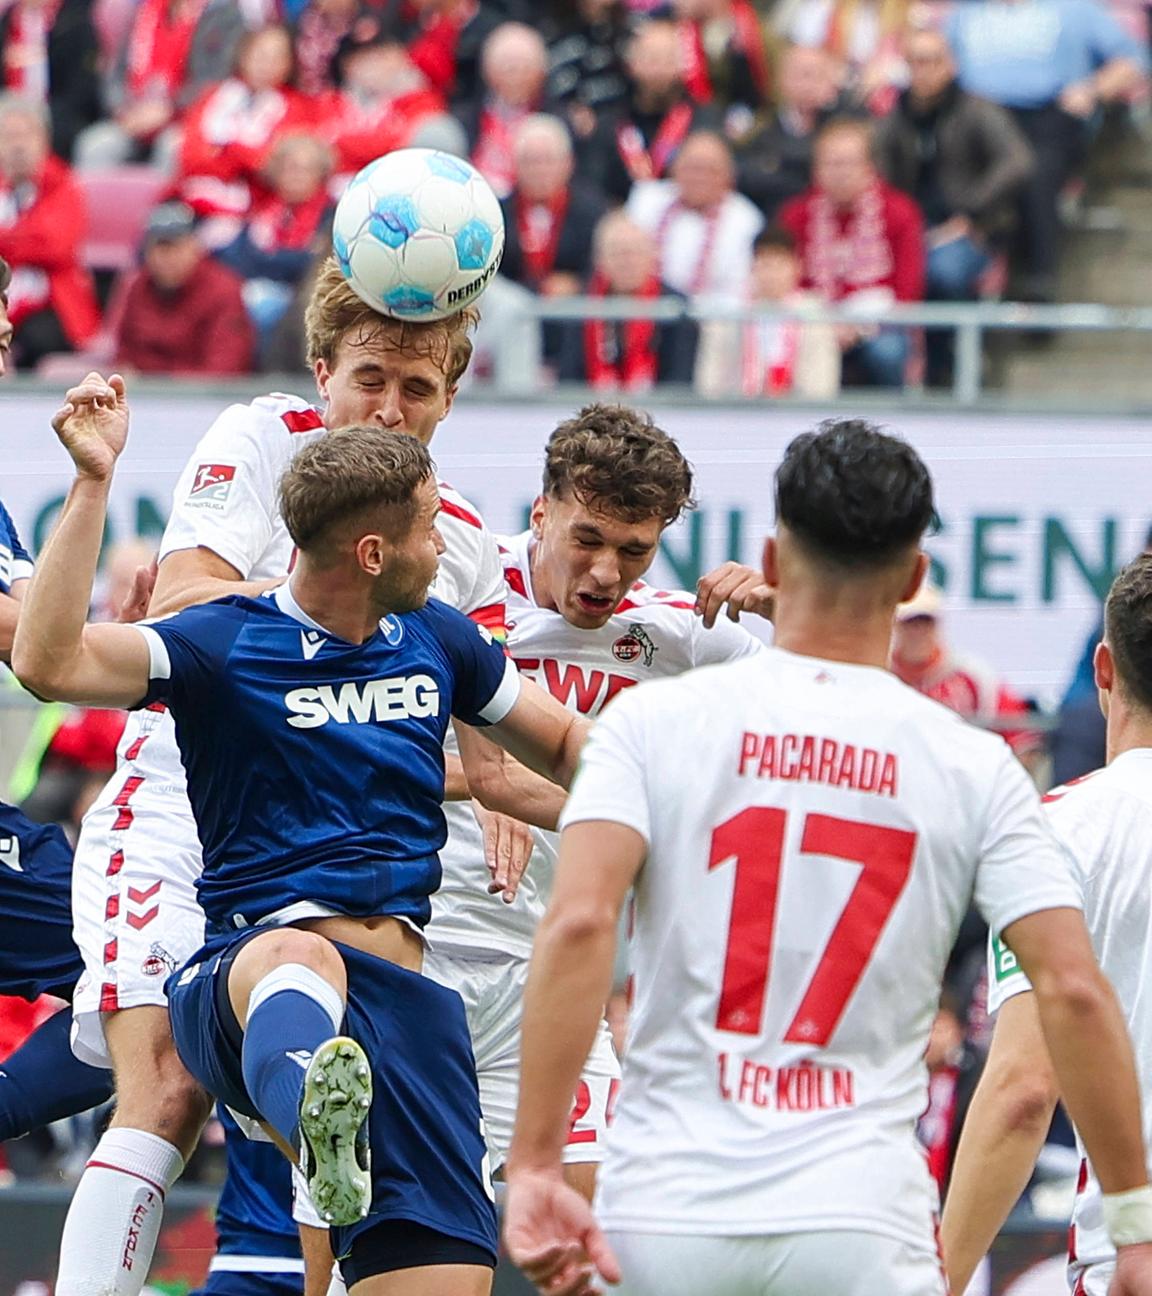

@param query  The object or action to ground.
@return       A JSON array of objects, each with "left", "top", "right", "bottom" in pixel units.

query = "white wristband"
[{"left": 1103, "top": 1184, "right": 1152, "bottom": 1247}]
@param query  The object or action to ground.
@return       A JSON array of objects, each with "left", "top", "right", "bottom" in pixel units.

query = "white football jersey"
[
  {"left": 561, "top": 648, "right": 1080, "bottom": 1248},
  {"left": 429, "top": 529, "right": 765, "bottom": 959},
  {"left": 94, "top": 392, "right": 506, "bottom": 810},
  {"left": 987, "top": 750, "right": 1152, "bottom": 1274}
]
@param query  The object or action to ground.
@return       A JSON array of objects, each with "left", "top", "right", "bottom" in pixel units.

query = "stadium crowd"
[{"left": 0, "top": 0, "right": 1148, "bottom": 388}]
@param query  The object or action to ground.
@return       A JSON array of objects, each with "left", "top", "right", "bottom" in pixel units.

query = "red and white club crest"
[
  {"left": 189, "top": 463, "right": 236, "bottom": 501},
  {"left": 612, "top": 624, "right": 657, "bottom": 666}
]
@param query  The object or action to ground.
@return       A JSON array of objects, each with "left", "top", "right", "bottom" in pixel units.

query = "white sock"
[{"left": 55, "top": 1128, "right": 185, "bottom": 1296}]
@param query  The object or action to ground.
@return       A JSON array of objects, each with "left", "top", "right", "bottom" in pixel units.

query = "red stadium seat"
[{"left": 80, "top": 167, "right": 170, "bottom": 272}]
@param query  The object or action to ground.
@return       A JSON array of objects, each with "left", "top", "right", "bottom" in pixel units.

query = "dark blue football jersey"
[
  {"left": 0, "top": 498, "right": 33, "bottom": 595},
  {"left": 136, "top": 584, "right": 518, "bottom": 933},
  {"left": 0, "top": 803, "right": 82, "bottom": 1000}
]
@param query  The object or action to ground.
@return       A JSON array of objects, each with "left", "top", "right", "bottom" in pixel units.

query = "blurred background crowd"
[{"left": 0, "top": 0, "right": 1148, "bottom": 390}]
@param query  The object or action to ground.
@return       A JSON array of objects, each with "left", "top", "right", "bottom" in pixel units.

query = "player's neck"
[
  {"left": 772, "top": 599, "right": 896, "bottom": 671},
  {"left": 285, "top": 570, "right": 382, "bottom": 645},
  {"left": 1105, "top": 703, "right": 1152, "bottom": 764}
]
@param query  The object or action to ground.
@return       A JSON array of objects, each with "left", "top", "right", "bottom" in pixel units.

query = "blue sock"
[
  {"left": 240, "top": 964, "right": 343, "bottom": 1150},
  {"left": 0, "top": 1008, "right": 114, "bottom": 1141}
]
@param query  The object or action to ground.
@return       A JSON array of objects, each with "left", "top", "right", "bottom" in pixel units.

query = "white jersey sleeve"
[
  {"left": 560, "top": 688, "right": 653, "bottom": 843},
  {"left": 434, "top": 486, "right": 507, "bottom": 628},
  {"left": 159, "top": 396, "right": 323, "bottom": 576},
  {"left": 971, "top": 747, "right": 1083, "bottom": 941},
  {"left": 984, "top": 776, "right": 1091, "bottom": 1013},
  {"left": 688, "top": 610, "right": 768, "bottom": 668}
]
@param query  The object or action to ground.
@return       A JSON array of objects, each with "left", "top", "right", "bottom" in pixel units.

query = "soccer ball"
[{"left": 332, "top": 149, "right": 505, "bottom": 322}]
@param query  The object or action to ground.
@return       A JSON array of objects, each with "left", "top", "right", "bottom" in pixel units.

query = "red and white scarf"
[
  {"left": 615, "top": 100, "right": 693, "bottom": 184},
  {"left": 472, "top": 101, "right": 529, "bottom": 200},
  {"left": 806, "top": 183, "right": 893, "bottom": 301},
  {"left": 740, "top": 317, "right": 800, "bottom": 396},
  {"left": 516, "top": 191, "right": 568, "bottom": 287},
  {"left": 3, "top": 0, "right": 61, "bottom": 98},
  {"left": 126, "top": 0, "right": 208, "bottom": 101},
  {"left": 655, "top": 197, "right": 723, "bottom": 297},
  {"left": 584, "top": 271, "right": 662, "bottom": 391},
  {"left": 678, "top": 0, "right": 770, "bottom": 105}
]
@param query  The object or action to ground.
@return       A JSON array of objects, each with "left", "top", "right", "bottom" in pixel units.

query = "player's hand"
[
  {"left": 504, "top": 1166, "right": 621, "bottom": 1295},
  {"left": 1110, "top": 1242, "right": 1152, "bottom": 1295},
  {"left": 695, "top": 561, "right": 775, "bottom": 627},
  {"left": 51, "top": 372, "right": 129, "bottom": 482},
  {"left": 473, "top": 802, "right": 533, "bottom": 902},
  {"left": 116, "top": 557, "right": 158, "bottom": 624}
]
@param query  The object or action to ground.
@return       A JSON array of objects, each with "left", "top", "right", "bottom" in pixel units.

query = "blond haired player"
[
  {"left": 56, "top": 262, "right": 524, "bottom": 1296},
  {"left": 942, "top": 554, "right": 1152, "bottom": 1296},
  {"left": 426, "top": 403, "right": 766, "bottom": 1192},
  {"left": 503, "top": 419, "right": 1152, "bottom": 1296}
]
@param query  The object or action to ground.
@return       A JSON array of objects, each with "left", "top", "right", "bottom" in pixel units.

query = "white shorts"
[
  {"left": 422, "top": 945, "right": 621, "bottom": 1170},
  {"left": 71, "top": 770, "right": 205, "bottom": 1068},
  {"left": 603, "top": 1229, "right": 948, "bottom": 1296}
]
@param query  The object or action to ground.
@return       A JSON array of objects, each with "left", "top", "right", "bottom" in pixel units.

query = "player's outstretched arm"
[
  {"left": 479, "top": 676, "right": 591, "bottom": 793},
  {"left": 1003, "top": 907, "right": 1152, "bottom": 1278},
  {"left": 11, "top": 374, "right": 152, "bottom": 707},
  {"left": 148, "top": 547, "right": 283, "bottom": 618},
  {"left": 504, "top": 820, "right": 639, "bottom": 1293},
  {"left": 455, "top": 723, "right": 567, "bottom": 831},
  {"left": 0, "top": 583, "right": 25, "bottom": 662},
  {"left": 939, "top": 991, "right": 1057, "bottom": 1294}
]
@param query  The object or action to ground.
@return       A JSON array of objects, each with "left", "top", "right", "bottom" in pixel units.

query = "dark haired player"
[
  {"left": 13, "top": 377, "right": 587, "bottom": 1295},
  {"left": 503, "top": 419, "right": 1152, "bottom": 1296},
  {"left": 423, "top": 403, "right": 767, "bottom": 1196},
  {"left": 943, "top": 554, "right": 1152, "bottom": 1296}
]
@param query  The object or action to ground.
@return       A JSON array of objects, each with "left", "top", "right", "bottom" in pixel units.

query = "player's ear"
[
  {"left": 314, "top": 358, "right": 331, "bottom": 401},
  {"left": 1094, "top": 640, "right": 1114, "bottom": 698},
  {"left": 441, "top": 383, "right": 457, "bottom": 421},
  {"left": 761, "top": 536, "right": 778, "bottom": 586},
  {"left": 899, "top": 552, "right": 930, "bottom": 606},
  {"left": 355, "top": 532, "right": 385, "bottom": 576},
  {"left": 529, "top": 495, "right": 547, "bottom": 539}
]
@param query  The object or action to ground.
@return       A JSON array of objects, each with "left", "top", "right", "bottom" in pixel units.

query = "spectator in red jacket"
[
  {"left": 780, "top": 117, "right": 924, "bottom": 387},
  {"left": 0, "top": 95, "right": 99, "bottom": 369},
  {"left": 176, "top": 23, "right": 315, "bottom": 246},
  {"left": 404, "top": 0, "right": 502, "bottom": 105},
  {"left": 115, "top": 200, "right": 255, "bottom": 375},
  {"left": 321, "top": 25, "right": 462, "bottom": 178}
]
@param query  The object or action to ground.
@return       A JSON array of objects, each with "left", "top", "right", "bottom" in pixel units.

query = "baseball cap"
[
  {"left": 144, "top": 201, "right": 197, "bottom": 244},
  {"left": 895, "top": 578, "right": 942, "bottom": 621}
]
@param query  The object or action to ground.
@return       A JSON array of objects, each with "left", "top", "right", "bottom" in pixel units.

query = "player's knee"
[
  {"left": 229, "top": 929, "right": 346, "bottom": 1011},
  {"left": 111, "top": 1043, "right": 212, "bottom": 1144}
]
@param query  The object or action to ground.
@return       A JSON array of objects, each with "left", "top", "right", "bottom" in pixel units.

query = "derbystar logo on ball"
[{"left": 332, "top": 149, "right": 506, "bottom": 322}]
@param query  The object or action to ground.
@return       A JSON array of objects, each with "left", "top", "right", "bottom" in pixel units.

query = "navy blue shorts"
[
  {"left": 167, "top": 932, "right": 498, "bottom": 1266},
  {"left": 0, "top": 806, "right": 82, "bottom": 1001},
  {"left": 191, "top": 1269, "right": 302, "bottom": 1296}
]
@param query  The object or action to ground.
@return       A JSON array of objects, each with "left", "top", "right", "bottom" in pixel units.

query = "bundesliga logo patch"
[{"left": 189, "top": 463, "right": 236, "bottom": 504}]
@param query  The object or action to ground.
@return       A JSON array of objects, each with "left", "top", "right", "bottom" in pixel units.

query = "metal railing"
[{"left": 488, "top": 296, "right": 1152, "bottom": 404}]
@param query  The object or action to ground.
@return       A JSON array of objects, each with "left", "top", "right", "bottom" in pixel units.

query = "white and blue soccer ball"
[{"left": 332, "top": 149, "right": 505, "bottom": 322}]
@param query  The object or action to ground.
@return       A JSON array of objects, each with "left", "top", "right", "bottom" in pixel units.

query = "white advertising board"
[{"left": 2, "top": 393, "right": 1148, "bottom": 704}]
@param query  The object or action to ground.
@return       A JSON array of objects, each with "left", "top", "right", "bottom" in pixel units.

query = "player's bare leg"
[
  {"left": 55, "top": 1006, "right": 212, "bottom": 1296},
  {"left": 350, "top": 1266, "right": 492, "bottom": 1296}
]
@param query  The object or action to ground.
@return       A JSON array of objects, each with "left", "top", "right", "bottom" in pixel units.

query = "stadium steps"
[{"left": 998, "top": 119, "right": 1152, "bottom": 404}]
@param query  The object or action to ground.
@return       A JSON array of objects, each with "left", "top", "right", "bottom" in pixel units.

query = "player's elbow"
[
  {"left": 9, "top": 637, "right": 61, "bottom": 700},
  {"left": 1034, "top": 961, "right": 1117, "bottom": 1035},
  {"left": 540, "top": 899, "right": 618, "bottom": 951}
]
